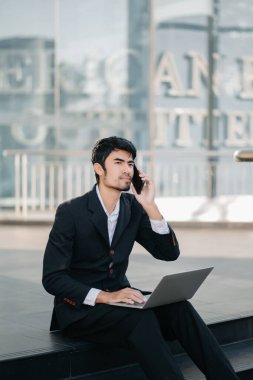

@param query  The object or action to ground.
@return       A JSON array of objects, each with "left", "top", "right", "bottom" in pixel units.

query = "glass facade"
[
  {"left": 154, "top": 0, "right": 253, "bottom": 149},
  {"left": 0, "top": 0, "right": 253, "bottom": 210}
]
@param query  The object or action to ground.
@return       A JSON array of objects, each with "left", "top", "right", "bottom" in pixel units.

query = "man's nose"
[{"left": 122, "top": 164, "right": 131, "bottom": 174}]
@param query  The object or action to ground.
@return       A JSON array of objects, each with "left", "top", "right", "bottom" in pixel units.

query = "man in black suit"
[{"left": 43, "top": 136, "right": 239, "bottom": 380}]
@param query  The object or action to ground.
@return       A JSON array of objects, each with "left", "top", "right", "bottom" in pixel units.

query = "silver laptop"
[{"left": 109, "top": 267, "right": 213, "bottom": 309}]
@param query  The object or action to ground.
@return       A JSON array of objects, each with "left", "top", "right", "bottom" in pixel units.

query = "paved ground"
[{"left": 0, "top": 223, "right": 252, "bottom": 332}]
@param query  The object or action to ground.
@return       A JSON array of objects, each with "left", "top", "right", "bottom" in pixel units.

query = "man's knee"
[
  {"left": 138, "top": 309, "right": 157, "bottom": 325},
  {"left": 129, "top": 309, "right": 159, "bottom": 335},
  {"left": 163, "top": 300, "right": 194, "bottom": 317}
]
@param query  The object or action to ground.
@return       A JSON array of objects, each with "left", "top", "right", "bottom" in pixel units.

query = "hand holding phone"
[{"left": 132, "top": 165, "right": 144, "bottom": 194}]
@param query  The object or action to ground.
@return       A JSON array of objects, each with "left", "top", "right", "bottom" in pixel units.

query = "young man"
[{"left": 43, "top": 136, "right": 239, "bottom": 380}]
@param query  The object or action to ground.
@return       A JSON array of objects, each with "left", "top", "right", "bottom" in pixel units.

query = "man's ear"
[{"left": 93, "top": 163, "right": 104, "bottom": 177}]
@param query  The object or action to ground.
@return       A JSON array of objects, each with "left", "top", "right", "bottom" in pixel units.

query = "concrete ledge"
[
  {"left": 1, "top": 218, "right": 253, "bottom": 230},
  {"left": 1, "top": 195, "right": 252, "bottom": 226}
]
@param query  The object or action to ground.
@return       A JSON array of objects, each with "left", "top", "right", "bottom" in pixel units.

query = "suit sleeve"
[
  {"left": 135, "top": 206, "right": 180, "bottom": 261},
  {"left": 42, "top": 202, "right": 90, "bottom": 309}
]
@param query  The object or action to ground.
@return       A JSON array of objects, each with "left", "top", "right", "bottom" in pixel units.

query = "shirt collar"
[{"left": 96, "top": 185, "right": 120, "bottom": 217}]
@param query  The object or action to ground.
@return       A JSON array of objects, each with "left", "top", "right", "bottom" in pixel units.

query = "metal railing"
[
  {"left": 3, "top": 149, "right": 253, "bottom": 218},
  {"left": 234, "top": 150, "right": 253, "bottom": 162}
]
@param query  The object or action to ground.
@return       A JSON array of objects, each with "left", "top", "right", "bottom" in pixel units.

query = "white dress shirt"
[{"left": 84, "top": 186, "right": 170, "bottom": 306}]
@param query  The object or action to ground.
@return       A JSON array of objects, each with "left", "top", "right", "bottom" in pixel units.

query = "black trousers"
[{"left": 64, "top": 301, "right": 240, "bottom": 380}]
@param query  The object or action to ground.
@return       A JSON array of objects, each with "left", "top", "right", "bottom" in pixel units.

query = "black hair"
[{"left": 91, "top": 136, "right": 136, "bottom": 183}]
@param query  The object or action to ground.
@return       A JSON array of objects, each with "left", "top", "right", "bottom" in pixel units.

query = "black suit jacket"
[{"left": 42, "top": 186, "right": 180, "bottom": 331}]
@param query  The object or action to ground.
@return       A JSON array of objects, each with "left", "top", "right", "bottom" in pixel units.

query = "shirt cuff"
[
  {"left": 83, "top": 288, "right": 102, "bottom": 306},
  {"left": 150, "top": 218, "right": 170, "bottom": 234}
]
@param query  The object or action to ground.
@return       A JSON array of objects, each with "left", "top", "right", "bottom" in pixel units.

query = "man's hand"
[
  {"left": 96, "top": 288, "right": 145, "bottom": 305},
  {"left": 132, "top": 172, "right": 155, "bottom": 206},
  {"left": 132, "top": 172, "right": 163, "bottom": 221}
]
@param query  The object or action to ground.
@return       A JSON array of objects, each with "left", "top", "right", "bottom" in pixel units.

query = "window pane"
[
  {"left": 0, "top": 0, "right": 54, "bottom": 200},
  {"left": 58, "top": 0, "right": 150, "bottom": 150},
  {"left": 154, "top": 0, "right": 210, "bottom": 149},
  {"left": 218, "top": 0, "right": 253, "bottom": 148}
]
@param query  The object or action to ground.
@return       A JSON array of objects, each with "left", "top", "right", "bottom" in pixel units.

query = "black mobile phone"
[{"left": 132, "top": 165, "right": 144, "bottom": 194}]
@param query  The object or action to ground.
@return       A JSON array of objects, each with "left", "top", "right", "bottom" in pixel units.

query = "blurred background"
[
  {"left": 0, "top": 0, "right": 252, "bottom": 222},
  {"left": 0, "top": 3, "right": 253, "bottom": 378}
]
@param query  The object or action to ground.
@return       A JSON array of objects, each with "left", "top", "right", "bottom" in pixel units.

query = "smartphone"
[{"left": 132, "top": 165, "right": 144, "bottom": 194}]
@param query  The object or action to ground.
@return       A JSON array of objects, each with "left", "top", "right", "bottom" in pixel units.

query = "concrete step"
[
  {"left": 1, "top": 315, "right": 253, "bottom": 380},
  {"left": 73, "top": 339, "right": 253, "bottom": 380}
]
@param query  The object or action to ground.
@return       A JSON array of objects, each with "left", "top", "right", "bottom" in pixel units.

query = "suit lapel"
[
  {"left": 111, "top": 194, "right": 131, "bottom": 247},
  {"left": 87, "top": 187, "right": 131, "bottom": 247},
  {"left": 87, "top": 186, "right": 110, "bottom": 246}
]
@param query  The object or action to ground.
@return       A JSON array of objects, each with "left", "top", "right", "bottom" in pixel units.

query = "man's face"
[{"left": 96, "top": 149, "right": 134, "bottom": 191}]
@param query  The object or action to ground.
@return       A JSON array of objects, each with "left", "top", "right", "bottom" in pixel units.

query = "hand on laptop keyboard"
[
  {"left": 118, "top": 295, "right": 148, "bottom": 306},
  {"left": 97, "top": 287, "right": 147, "bottom": 305}
]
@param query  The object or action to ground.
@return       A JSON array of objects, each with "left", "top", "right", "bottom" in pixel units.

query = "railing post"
[
  {"left": 57, "top": 162, "right": 63, "bottom": 204},
  {"left": 66, "top": 163, "right": 73, "bottom": 200},
  {"left": 207, "top": 157, "right": 217, "bottom": 199},
  {"left": 30, "top": 163, "right": 37, "bottom": 211},
  {"left": 40, "top": 163, "right": 46, "bottom": 212},
  {"left": 49, "top": 163, "right": 55, "bottom": 211},
  {"left": 14, "top": 154, "right": 21, "bottom": 216},
  {"left": 21, "top": 154, "right": 28, "bottom": 218}
]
